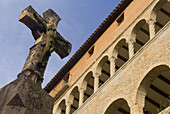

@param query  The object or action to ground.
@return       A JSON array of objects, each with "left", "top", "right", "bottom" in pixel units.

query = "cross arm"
[
  {"left": 19, "top": 5, "right": 46, "bottom": 40},
  {"left": 53, "top": 32, "right": 72, "bottom": 59},
  {"left": 43, "top": 9, "right": 61, "bottom": 30},
  {"left": 18, "top": 5, "right": 72, "bottom": 85}
]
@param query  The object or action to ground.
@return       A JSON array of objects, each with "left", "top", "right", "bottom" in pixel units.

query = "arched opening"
[
  {"left": 132, "top": 19, "right": 150, "bottom": 53},
  {"left": 57, "top": 99, "right": 66, "bottom": 114},
  {"left": 137, "top": 65, "right": 170, "bottom": 113},
  {"left": 104, "top": 98, "right": 130, "bottom": 114},
  {"left": 114, "top": 39, "right": 129, "bottom": 71},
  {"left": 82, "top": 71, "right": 94, "bottom": 102},
  {"left": 152, "top": 0, "right": 170, "bottom": 33},
  {"left": 69, "top": 87, "right": 80, "bottom": 114},
  {"left": 97, "top": 56, "right": 110, "bottom": 87}
]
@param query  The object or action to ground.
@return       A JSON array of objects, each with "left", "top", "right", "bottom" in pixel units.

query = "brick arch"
[
  {"left": 95, "top": 55, "right": 111, "bottom": 88},
  {"left": 150, "top": 0, "right": 168, "bottom": 20},
  {"left": 131, "top": 19, "right": 148, "bottom": 38},
  {"left": 55, "top": 99, "right": 66, "bottom": 114},
  {"left": 81, "top": 71, "right": 93, "bottom": 89},
  {"left": 104, "top": 98, "right": 130, "bottom": 114},
  {"left": 80, "top": 71, "right": 94, "bottom": 103},
  {"left": 150, "top": 0, "right": 170, "bottom": 33},
  {"left": 112, "top": 38, "right": 127, "bottom": 56},
  {"left": 130, "top": 19, "right": 150, "bottom": 54},
  {"left": 135, "top": 64, "right": 170, "bottom": 113},
  {"left": 96, "top": 55, "right": 109, "bottom": 73},
  {"left": 112, "top": 38, "right": 129, "bottom": 72},
  {"left": 68, "top": 86, "right": 80, "bottom": 114},
  {"left": 68, "top": 86, "right": 79, "bottom": 100}
]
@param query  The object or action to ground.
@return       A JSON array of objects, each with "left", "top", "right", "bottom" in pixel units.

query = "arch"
[
  {"left": 97, "top": 56, "right": 109, "bottom": 73},
  {"left": 68, "top": 86, "right": 80, "bottom": 114},
  {"left": 81, "top": 71, "right": 94, "bottom": 102},
  {"left": 56, "top": 99, "right": 66, "bottom": 114},
  {"left": 131, "top": 19, "right": 150, "bottom": 54},
  {"left": 136, "top": 65, "right": 170, "bottom": 113},
  {"left": 132, "top": 19, "right": 147, "bottom": 37},
  {"left": 104, "top": 98, "right": 130, "bottom": 114},
  {"left": 150, "top": 0, "right": 170, "bottom": 33},
  {"left": 113, "top": 38, "right": 129, "bottom": 71},
  {"left": 96, "top": 55, "right": 110, "bottom": 87}
]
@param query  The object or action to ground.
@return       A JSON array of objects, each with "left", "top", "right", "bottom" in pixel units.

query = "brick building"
[{"left": 45, "top": 0, "right": 170, "bottom": 113}]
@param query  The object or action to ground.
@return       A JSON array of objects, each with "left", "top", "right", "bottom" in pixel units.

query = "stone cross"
[
  {"left": 0, "top": 6, "right": 70, "bottom": 113},
  {"left": 18, "top": 5, "right": 72, "bottom": 85}
]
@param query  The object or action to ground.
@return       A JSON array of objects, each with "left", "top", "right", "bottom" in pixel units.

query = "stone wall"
[{"left": 51, "top": 0, "right": 170, "bottom": 113}]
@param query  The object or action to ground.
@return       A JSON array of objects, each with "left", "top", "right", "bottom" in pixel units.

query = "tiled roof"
[{"left": 44, "top": 0, "right": 133, "bottom": 93}]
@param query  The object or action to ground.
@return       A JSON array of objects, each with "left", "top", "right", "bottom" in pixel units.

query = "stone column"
[
  {"left": 93, "top": 72, "right": 101, "bottom": 92},
  {"left": 79, "top": 87, "right": 86, "bottom": 107},
  {"left": 148, "top": 19, "right": 156, "bottom": 39},
  {"left": 131, "top": 104, "right": 144, "bottom": 114},
  {"left": 56, "top": 108, "right": 62, "bottom": 114},
  {"left": 127, "top": 38, "right": 135, "bottom": 59},
  {"left": 66, "top": 101, "right": 72, "bottom": 114},
  {"left": 109, "top": 56, "right": 117, "bottom": 76}
]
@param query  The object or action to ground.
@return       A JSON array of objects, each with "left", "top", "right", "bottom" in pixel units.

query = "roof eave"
[{"left": 44, "top": 0, "right": 133, "bottom": 93}]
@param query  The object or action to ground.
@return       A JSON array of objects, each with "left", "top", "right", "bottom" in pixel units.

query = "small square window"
[
  {"left": 88, "top": 46, "right": 94, "bottom": 57},
  {"left": 63, "top": 72, "right": 70, "bottom": 82},
  {"left": 117, "top": 13, "right": 124, "bottom": 25}
]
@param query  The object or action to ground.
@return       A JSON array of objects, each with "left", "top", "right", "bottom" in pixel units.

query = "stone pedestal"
[{"left": 0, "top": 75, "right": 54, "bottom": 114}]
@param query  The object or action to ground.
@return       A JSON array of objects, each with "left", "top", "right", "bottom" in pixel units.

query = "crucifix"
[
  {"left": 0, "top": 6, "right": 71, "bottom": 114},
  {"left": 18, "top": 5, "right": 72, "bottom": 85}
]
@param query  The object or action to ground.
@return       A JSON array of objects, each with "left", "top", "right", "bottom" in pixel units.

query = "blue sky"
[{"left": 0, "top": 0, "right": 121, "bottom": 88}]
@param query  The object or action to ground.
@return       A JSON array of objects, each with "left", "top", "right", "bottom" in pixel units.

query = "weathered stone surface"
[
  {"left": 0, "top": 5, "right": 72, "bottom": 114},
  {"left": 0, "top": 76, "right": 54, "bottom": 114},
  {"left": 19, "top": 5, "right": 72, "bottom": 85},
  {"left": 51, "top": 0, "right": 170, "bottom": 113}
]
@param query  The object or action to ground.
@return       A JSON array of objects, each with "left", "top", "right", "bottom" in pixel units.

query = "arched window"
[
  {"left": 82, "top": 71, "right": 94, "bottom": 102},
  {"left": 137, "top": 65, "right": 170, "bottom": 113},
  {"left": 69, "top": 87, "right": 80, "bottom": 114},
  {"left": 151, "top": 0, "right": 170, "bottom": 33},
  {"left": 104, "top": 98, "right": 130, "bottom": 114},
  {"left": 97, "top": 56, "right": 110, "bottom": 87},
  {"left": 113, "top": 39, "right": 129, "bottom": 71},
  {"left": 131, "top": 19, "right": 150, "bottom": 53},
  {"left": 144, "top": 65, "right": 169, "bottom": 113},
  {"left": 56, "top": 99, "right": 66, "bottom": 114}
]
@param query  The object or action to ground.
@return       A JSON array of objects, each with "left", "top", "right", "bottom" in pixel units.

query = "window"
[
  {"left": 117, "top": 13, "right": 124, "bottom": 25},
  {"left": 88, "top": 46, "right": 94, "bottom": 57},
  {"left": 63, "top": 72, "right": 70, "bottom": 82}
]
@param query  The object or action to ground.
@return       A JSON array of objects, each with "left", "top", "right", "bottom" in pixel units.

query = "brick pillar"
[
  {"left": 131, "top": 104, "right": 144, "bottom": 114},
  {"left": 79, "top": 87, "right": 86, "bottom": 107},
  {"left": 66, "top": 101, "right": 72, "bottom": 114},
  {"left": 148, "top": 19, "right": 156, "bottom": 39},
  {"left": 127, "top": 38, "right": 135, "bottom": 59},
  {"left": 109, "top": 56, "right": 117, "bottom": 76},
  {"left": 56, "top": 108, "right": 62, "bottom": 114},
  {"left": 93, "top": 72, "right": 101, "bottom": 92}
]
